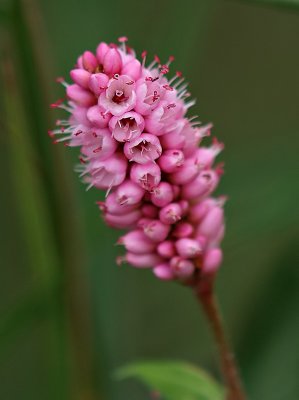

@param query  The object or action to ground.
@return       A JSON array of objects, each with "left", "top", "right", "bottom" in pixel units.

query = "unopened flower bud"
[
  {"left": 123, "top": 252, "right": 163, "bottom": 268},
  {"left": 118, "top": 230, "right": 156, "bottom": 254},
  {"left": 103, "top": 48, "right": 122, "bottom": 76},
  {"left": 96, "top": 42, "right": 110, "bottom": 63},
  {"left": 158, "top": 149, "right": 185, "bottom": 173},
  {"left": 115, "top": 179, "right": 145, "bottom": 205},
  {"left": 82, "top": 50, "right": 98, "bottom": 73},
  {"left": 172, "top": 222, "right": 194, "bottom": 238},
  {"left": 170, "top": 257, "right": 195, "bottom": 279},
  {"left": 67, "top": 84, "right": 96, "bottom": 107},
  {"left": 153, "top": 263, "right": 174, "bottom": 280},
  {"left": 141, "top": 204, "right": 159, "bottom": 218},
  {"left": 181, "top": 170, "right": 219, "bottom": 200},
  {"left": 87, "top": 105, "right": 111, "bottom": 128},
  {"left": 150, "top": 182, "right": 174, "bottom": 207},
  {"left": 157, "top": 240, "right": 176, "bottom": 258},
  {"left": 104, "top": 209, "right": 141, "bottom": 229},
  {"left": 175, "top": 238, "right": 202, "bottom": 258},
  {"left": 70, "top": 69, "right": 91, "bottom": 89},
  {"left": 202, "top": 248, "right": 223, "bottom": 275},
  {"left": 142, "top": 219, "right": 170, "bottom": 242},
  {"left": 89, "top": 73, "right": 109, "bottom": 96},
  {"left": 159, "top": 202, "right": 182, "bottom": 224},
  {"left": 122, "top": 58, "right": 142, "bottom": 81}
]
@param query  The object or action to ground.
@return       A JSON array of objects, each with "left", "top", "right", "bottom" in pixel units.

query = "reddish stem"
[{"left": 194, "top": 277, "right": 246, "bottom": 400}]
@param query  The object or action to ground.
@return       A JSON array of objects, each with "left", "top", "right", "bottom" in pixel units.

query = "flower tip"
[
  {"left": 154, "top": 54, "right": 161, "bottom": 64},
  {"left": 116, "top": 255, "right": 126, "bottom": 266},
  {"left": 96, "top": 201, "right": 106, "bottom": 212},
  {"left": 215, "top": 162, "right": 225, "bottom": 176},
  {"left": 116, "top": 237, "right": 124, "bottom": 245},
  {"left": 56, "top": 76, "right": 65, "bottom": 84},
  {"left": 118, "top": 36, "right": 128, "bottom": 43}
]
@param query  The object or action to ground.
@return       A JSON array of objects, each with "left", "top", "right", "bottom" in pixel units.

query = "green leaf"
[{"left": 116, "top": 360, "right": 224, "bottom": 400}]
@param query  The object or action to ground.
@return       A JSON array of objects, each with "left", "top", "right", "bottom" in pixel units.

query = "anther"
[{"left": 163, "top": 84, "right": 173, "bottom": 91}]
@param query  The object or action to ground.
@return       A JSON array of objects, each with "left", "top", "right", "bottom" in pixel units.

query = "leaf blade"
[{"left": 116, "top": 360, "right": 224, "bottom": 400}]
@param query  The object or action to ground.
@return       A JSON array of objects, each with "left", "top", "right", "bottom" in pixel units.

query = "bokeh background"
[{"left": 1, "top": 0, "right": 299, "bottom": 399}]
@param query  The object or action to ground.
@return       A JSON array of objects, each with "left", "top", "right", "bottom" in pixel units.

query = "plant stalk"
[{"left": 194, "top": 277, "right": 246, "bottom": 400}]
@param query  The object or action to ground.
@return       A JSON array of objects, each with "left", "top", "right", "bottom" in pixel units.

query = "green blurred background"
[{"left": 1, "top": 0, "right": 299, "bottom": 399}]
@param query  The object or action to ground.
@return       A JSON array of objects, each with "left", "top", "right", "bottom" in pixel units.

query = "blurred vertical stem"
[
  {"left": 1, "top": 0, "right": 98, "bottom": 398},
  {"left": 1, "top": 38, "right": 67, "bottom": 399},
  {"left": 194, "top": 277, "right": 246, "bottom": 400}
]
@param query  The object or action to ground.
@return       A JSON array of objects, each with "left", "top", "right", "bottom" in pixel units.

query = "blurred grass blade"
[
  {"left": 116, "top": 360, "right": 224, "bottom": 400},
  {"left": 0, "top": 287, "right": 55, "bottom": 358},
  {"left": 1, "top": 39, "right": 68, "bottom": 398}
]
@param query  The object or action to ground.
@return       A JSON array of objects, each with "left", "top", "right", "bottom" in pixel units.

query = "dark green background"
[{"left": 1, "top": 0, "right": 299, "bottom": 399}]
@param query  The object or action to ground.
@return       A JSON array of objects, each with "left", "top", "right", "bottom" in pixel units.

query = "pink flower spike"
[
  {"left": 159, "top": 202, "right": 182, "bottom": 225},
  {"left": 99, "top": 75, "right": 136, "bottom": 116},
  {"left": 70, "top": 69, "right": 91, "bottom": 89},
  {"left": 153, "top": 263, "right": 175, "bottom": 281},
  {"left": 109, "top": 111, "right": 144, "bottom": 142},
  {"left": 118, "top": 230, "right": 156, "bottom": 254},
  {"left": 89, "top": 73, "right": 109, "bottom": 96},
  {"left": 87, "top": 105, "right": 111, "bottom": 128},
  {"left": 157, "top": 240, "right": 176, "bottom": 258},
  {"left": 67, "top": 84, "right": 96, "bottom": 107},
  {"left": 142, "top": 219, "right": 170, "bottom": 242},
  {"left": 150, "top": 182, "right": 174, "bottom": 207},
  {"left": 125, "top": 252, "right": 163, "bottom": 268},
  {"left": 115, "top": 180, "right": 145, "bottom": 206},
  {"left": 124, "top": 133, "right": 162, "bottom": 163},
  {"left": 50, "top": 38, "right": 226, "bottom": 281},
  {"left": 130, "top": 162, "right": 161, "bottom": 191},
  {"left": 170, "top": 257, "right": 195, "bottom": 279},
  {"left": 103, "top": 48, "right": 122, "bottom": 76},
  {"left": 202, "top": 248, "right": 223, "bottom": 276},
  {"left": 175, "top": 238, "right": 202, "bottom": 258},
  {"left": 158, "top": 149, "right": 185, "bottom": 173}
]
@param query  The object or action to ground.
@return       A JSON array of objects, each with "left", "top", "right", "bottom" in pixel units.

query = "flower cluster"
[{"left": 50, "top": 37, "right": 225, "bottom": 282}]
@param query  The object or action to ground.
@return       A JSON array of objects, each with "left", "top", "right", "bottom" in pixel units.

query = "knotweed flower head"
[{"left": 50, "top": 37, "right": 226, "bottom": 283}]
